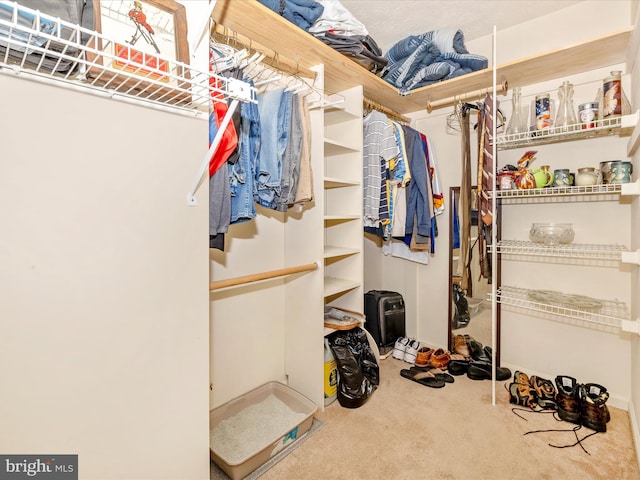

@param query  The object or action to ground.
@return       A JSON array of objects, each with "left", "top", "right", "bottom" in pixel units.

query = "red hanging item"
[{"left": 208, "top": 51, "right": 238, "bottom": 177}]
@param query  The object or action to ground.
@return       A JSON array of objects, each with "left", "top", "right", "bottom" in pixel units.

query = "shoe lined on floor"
[
  {"left": 392, "top": 337, "right": 410, "bottom": 360},
  {"left": 429, "top": 348, "right": 451, "bottom": 369},
  {"left": 448, "top": 359, "right": 470, "bottom": 376},
  {"left": 452, "top": 334, "right": 470, "bottom": 357},
  {"left": 467, "top": 361, "right": 511, "bottom": 381},
  {"left": 467, "top": 339, "right": 490, "bottom": 363},
  {"left": 414, "top": 346, "right": 433, "bottom": 367},
  {"left": 555, "top": 375, "right": 581, "bottom": 424},
  {"left": 403, "top": 339, "right": 421, "bottom": 364},
  {"left": 400, "top": 368, "right": 446, "bottom": 388},
  {"left": 580, "top": 383, "right": 610, "bottom": 432},
  {"left": 509, "top": 371, "right": 537, "bottom": 408},
  {"left": 409, "top": 365, "right": 454, "bottom": 384},
  {"left": 529, "top": 375, "right": 557, "bottom": 410}
]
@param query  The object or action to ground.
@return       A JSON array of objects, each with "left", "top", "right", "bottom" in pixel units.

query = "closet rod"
[
  {"left": 210, "top": 262, "right": 318, "bottom": 290},
  {"left": 363, "top": 97, "right": 410, "bottom": 123},
  {"left": 211, "top": 23, "right": 316, "bottom": 79},
  {"left": 425, "top": 80, "right": 509, "bottom": 113}
]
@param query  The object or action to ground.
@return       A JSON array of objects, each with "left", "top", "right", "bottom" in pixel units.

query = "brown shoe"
[
  {"left": 429, "top": 348, "right": 451, "bottom": 369},
  {"left": 414, "top": 347, "right": 434, "bottom": 367},
  {"left": 453, "top": 334, "right": 470, "bottom": 357}
]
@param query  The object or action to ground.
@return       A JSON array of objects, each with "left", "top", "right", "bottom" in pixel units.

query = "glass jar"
[
  {"left": 506, "top": 87, "right": 526, "bottom": 135},
  {"left": 555, "top": 81, "right": 577, "bottom": 129}
]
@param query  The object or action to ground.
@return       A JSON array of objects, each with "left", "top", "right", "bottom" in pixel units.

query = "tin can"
[
  {"left": 535, "top": 93, "right": 551, "bottom": 130},
  {"left": 578, "top": 102, "right": 598, "bottom": 129},
  {"left": 603, "top": 71, "right": 622, "bottom": 118}
]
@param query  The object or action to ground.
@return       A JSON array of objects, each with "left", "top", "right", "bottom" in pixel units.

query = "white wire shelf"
[
  {"left": 0, "top": 1, "right": 255, "bottom": 116},
  {"left": 496, "top": 111, "right": 639, "bottom": 149},
  {"left": 491, "top": 285, "right": 628, "bottom": 329},
  {"left": 496, "top": 240, "right": 628, "bottom": 260},
  {"left": 491, "top": 181, "right": 640, "bottom": 199}
]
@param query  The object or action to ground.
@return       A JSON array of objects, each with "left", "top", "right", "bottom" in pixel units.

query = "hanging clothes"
[
  {"left": 458, "top": 106, "right": 472, "bottom": 291},
  {"left": 229, "top": 77, "right": 260, "bottom": 225},
  {"left": 292, "top": 93, "right": 314, "bottom": 208},
  {"left": 402, "top": 125, "right": 432, "bottom": 243},
  {"left": 255, "top": 87, "right": 292, "bottom": 210},
  {"left": 477, "top": 93, "right": 497, "bottom": 282},
  {"left": 363, "top": 110, "right": 398, "bottom": 228}
]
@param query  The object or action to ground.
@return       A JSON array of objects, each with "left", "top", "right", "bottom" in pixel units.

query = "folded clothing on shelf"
[{"left": 0, "top": 0, "right": 94, "bottom": 74}]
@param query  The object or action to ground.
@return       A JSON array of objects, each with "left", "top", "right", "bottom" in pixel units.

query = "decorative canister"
[
  {"left": 535, "top": 93, "right": 552, "bottom": 130},
  {"left": 603, "top": 71, "right": 622, "bottom": 118},
  {"left": 498, "top": 171, "right": 516, "bottom": 190},
  {"left": 553, "top": 169, "right": 574, "bottom": 187},
  {"left": 578, "top": 102, "right": 599, "bottom": 129},
  {"left": 601, "top": 161, "right": 633, "bottom": 184},
  {"left": 575, "top": 167, "right": 598, "bottom": 186}
]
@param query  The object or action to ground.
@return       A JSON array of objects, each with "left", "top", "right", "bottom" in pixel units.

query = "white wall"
[
  {"left": 0, "top": 76, "right": 209, "bottom": 479},
  {"left": 628, "top": 0, "right": 640, "bottom": 464},
  {"left": 364, "top": 0, "right": 637, "bottom": 407}
]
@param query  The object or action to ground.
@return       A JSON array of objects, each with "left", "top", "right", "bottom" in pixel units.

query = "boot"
[{"left": 580, "top": 383, "right": 610, "bottom": 432}]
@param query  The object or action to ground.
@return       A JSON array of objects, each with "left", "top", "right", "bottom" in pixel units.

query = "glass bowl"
[{"left": 529, "top": 223, "right": 575, "bottom": 245}]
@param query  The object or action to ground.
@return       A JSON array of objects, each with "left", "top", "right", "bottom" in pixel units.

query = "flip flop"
[
  {"left": 410, "top": 366, "right": 455, "bottom": 384},
  {"left": 400, "top": 368, "right": 446, "bottom": 388}
]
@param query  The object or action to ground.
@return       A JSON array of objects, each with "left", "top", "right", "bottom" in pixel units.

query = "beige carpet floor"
[{"left": 259, "top": 357, "right": 639, "bottom": 480}]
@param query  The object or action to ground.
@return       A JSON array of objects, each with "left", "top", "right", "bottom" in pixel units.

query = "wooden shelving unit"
[{"left": 212, "top": 0, "right": 632, "bottom": 115}]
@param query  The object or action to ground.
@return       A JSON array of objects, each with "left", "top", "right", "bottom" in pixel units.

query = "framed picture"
[{"left": 87, "top": 0, "right": 190, "bottom": 101}]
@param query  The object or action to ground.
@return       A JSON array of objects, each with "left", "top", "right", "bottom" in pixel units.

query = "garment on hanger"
[
  {"left": 477, "top": 93, "right": 497, "bottom": 282},
  {"left": 208, "top": 49, "right": 239, "bottom": 177},
  {"left": 292, "top": 93, "right": 314, "bottom": 207},
  {"left": 255, "top": 87, "right": 291, "bottom": 210},
  {"left": 363, "top": 110, "right": 398, "bottom": 228},
  {"left": 458, "top": 105, "right": 473, "bottom": 291},
  {"left": 402, "top": 125, "right": 432, "bottom": 243},
  {"left": 229, "top": 78, "right": 259, "bottom": 224}
]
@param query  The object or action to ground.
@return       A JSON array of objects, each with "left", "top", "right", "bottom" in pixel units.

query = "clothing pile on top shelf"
[
  {"left": 259, "top": 0, "right": 388, "bottom": 74},
  {"left": 363, "top": 109, "right": 444, "bottom": 264},
  {"left": 381, "top": 29, "right": 488, "bottom": 93},
  {"left": 209, "top": 46, "right": 314, "bottom": 252},
  {"left": 257, "top": 0, "right": 487, "bottom": 86},
  {"left": 0, "top": 0, "right": 94, "bottom": 74}
]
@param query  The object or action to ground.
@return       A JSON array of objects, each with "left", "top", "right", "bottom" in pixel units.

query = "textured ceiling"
[{"left": 339, "top": 0, "right": 583, "bottom": 53}]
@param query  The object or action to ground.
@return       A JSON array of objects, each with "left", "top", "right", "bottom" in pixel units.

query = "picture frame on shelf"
[{"left": 87, "top": 0, "right": 191, "bottom": 103}]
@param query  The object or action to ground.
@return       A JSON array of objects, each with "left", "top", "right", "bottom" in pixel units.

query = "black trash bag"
[
  {"left": 452, "top": 284, "right": 470, "bottom": 329},
  {"left": 327, "top": 327, "right": 379, "bottom": 409}
]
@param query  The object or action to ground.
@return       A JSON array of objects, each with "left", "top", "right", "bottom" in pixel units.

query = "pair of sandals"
[{"left": 400, "top": 365, "right": 455, "bottom": 388}]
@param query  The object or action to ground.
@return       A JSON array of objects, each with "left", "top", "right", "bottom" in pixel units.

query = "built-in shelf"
[
  {"left": 324, "top": 177, "right": 359, "bottom": 188},
  {"left": 324, "top": 139, "right": 360, "bottom": 155},
  {"left": 497, "top": 112, "right": 639, "bottom": 149},
  {"left": 324, "top": 215, "right": 360, "bottom": 222},
  {"left": 496, "top": 240, "right": 628, "bottom": 260},
  {"left": 212, "top": 0, "right": 632, "bottom": 114},
  {"left": 324, "top": 246, "right": 360, "bottom": 259},
  {"left": 325, "top": 107, "right": 360, "bottom": 126},
  {"left": 324, "top": 276, "right": 361, "bottom": 298},
  {"left": 490, "top": 285, "right": 628, "bottom": 330}
]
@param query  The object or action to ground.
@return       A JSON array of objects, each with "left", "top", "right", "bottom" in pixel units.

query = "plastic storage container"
[{"left": 210, "top": 381, "right": 317, "bottom": 480}]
